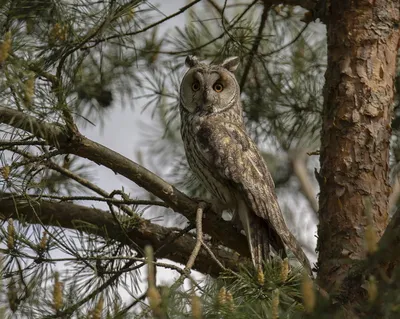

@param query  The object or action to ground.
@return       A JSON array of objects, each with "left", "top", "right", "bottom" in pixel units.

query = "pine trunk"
[{"left": 317, "top": 0, "right": 399, "bottom": 291}]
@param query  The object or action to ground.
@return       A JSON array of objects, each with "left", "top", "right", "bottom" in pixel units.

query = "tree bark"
[{"left": 317, "top": 0, "right": 399, "bottom": 291}]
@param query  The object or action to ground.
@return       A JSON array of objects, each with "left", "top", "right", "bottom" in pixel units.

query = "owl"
[{"left": 179, "top": 56, "right": 311, "bottom": 274}]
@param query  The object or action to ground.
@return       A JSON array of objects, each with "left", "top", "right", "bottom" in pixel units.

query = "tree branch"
[
  {"left": 184, "top": 203, "right": 206, "bottom": 272},
  {"left": 0, "top": 194, "right": 245, "bottom": 276},
  {"left": 290, "top": 150, "right": 318, "bottom": 214},
  {"left": 84, "top": 0, "right": 203, "bottom": 49},
  {"left": 389, "top": 175, "right": 400, "bottom": 213},
  {"left": 271, "top": 0, "right": 316, "bottom": 11},
  {"left": 240, "top": 0, "right": 271, "bottom": 90},
  {"left": 0, "top": 106, "right": 250, "bottom": 259}
]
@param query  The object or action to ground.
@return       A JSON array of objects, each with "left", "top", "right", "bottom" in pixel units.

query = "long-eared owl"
[{"left": 179, "top": 56, "right": 311, "bottom": 274}]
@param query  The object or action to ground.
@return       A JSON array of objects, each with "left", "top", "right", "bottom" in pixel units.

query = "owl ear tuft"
[
  {"left": 221, "top": 57, "right": 240, "bottom": 72},
  {"left": 185, "top": 55, "right": 199, "bottom": 68}
]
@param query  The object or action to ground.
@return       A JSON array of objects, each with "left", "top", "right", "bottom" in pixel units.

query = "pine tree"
[{"left": 0, "top": 0, "right": 399, "bottom": 318}]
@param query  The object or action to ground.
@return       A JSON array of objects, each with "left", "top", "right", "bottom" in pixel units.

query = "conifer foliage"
[{"left": 0, "top": 0, "right": 399, "bottom": 318}]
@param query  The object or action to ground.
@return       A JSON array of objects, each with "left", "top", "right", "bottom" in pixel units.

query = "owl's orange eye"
[
  {"left": 192, "top": 82, "right": 200, "bottom": 91},
  {"left": 213, "top": 83, "right": 224, "bottom": 92}
]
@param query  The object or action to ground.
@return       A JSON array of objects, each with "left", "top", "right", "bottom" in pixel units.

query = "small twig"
[
  {"left": 45, "top": 161, "right": 135, "bottom": 216},
  {"left": 114, "top": 292, "right": 147, "bottom": 317},
  {"left": 240, "top": 0, "right": 271, "bottom": 90},
  {"left": 262, "top": 23, "right": 309, "bottom": 57},
  {"left": 107, "top": 190, "right": 134, "bottom": 216},
  {"left": 200, "top": 239, "right": 227, "bottom": 272},
  {"left": 7, "top": 146, "right": 138, "bottom": 217},
  {"left": 44, "top": 260, "right": 138, "bottom": 318},
  {"left": 83, "top": 0, "right": 202, "bottom": 49},
  {"left": 170, "top": 203, "right": 207, "bottom": 292},
  {"left": 154, "top": 223, "right": 195, "bottom": 256},
  {"left": 206, "top": 0, "right": 230, "bottom": 25},
  {"left": 389, "top": 175, "right": 400, "bottom": 213},
  {"left": 185, "top": 202, "right": 206, "bottom": 271},
  {"left": 200, "top": 239, "right": 241, "bottom": 279},
  {"left": 107, "top": 201, "right": 144, "bottom": 254},
  {"left": 219, "top": 0, "right": 250, "bottom": 51},
  {"left": 7, "top": 148, "right": 63, "bottom": 170},
  {"left": 0, "top": 139, "right": 48, "bottom": 147},
  {"left": 4, "top": 194, "right": 169, "bottom": 208},
  {"left": 307, "top": 150, "right": 320, "bottom": 156},
  {"left": 291, "top": 150, "right": 318, "bottom": 215},
  {"left": 128, "top": 0, "right": 259, "bottom": 56},
  {"left": 145, "top": 246, "right": 156, "bottom": 287}
]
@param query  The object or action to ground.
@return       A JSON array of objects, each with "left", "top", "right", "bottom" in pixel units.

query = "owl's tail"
[
  {"left": 238, "top": 202, "right": 312, "bottom": 274},
  {"left": 267, "top": 221, "right": 313, "bottom": 275},
  {"left": 253, "top": 217, "right": 312, "bottom": 275},
  {"left": 280, "top": 229, "right": 313, "bottom": 275},
  {"left": 237, "top": 202, "right": 273, "bottom": 269},
  {"left": 249, "top": 215, "right": 272, "bottom": 269}
]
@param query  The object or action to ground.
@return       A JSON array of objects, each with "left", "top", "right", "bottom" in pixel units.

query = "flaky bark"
[
  {"left": 0, "top": 194, "right": 244, "bottom": 276},
  {"left": 317, "top": 0, "right": 399, "bottom": 291}
]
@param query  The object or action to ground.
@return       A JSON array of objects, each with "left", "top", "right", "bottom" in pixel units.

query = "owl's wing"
[{"left": 196, "top": 120, "right": 311, "bottom": 273}]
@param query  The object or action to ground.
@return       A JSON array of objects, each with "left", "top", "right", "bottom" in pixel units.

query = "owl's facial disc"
[
  {"left": 192, "top": 71, "right": 225, "bottom": 113},
  {"left": 180, "top": 67, "right": 237, "bottom": 114}
]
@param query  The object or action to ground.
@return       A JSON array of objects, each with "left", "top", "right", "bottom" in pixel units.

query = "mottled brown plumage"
[{"left": 179, "top": 56, "right": 311, "bottom": 274}]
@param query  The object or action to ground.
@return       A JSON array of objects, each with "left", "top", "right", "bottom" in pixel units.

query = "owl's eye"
[
  {"left": 213, "top": 83, "right": 224, "bottom": 93},
  {"left": 192, "top": 82, "right": 200, "bottom": 91}
]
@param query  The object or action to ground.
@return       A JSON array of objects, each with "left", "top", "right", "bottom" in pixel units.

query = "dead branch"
[{"left": 185, "top": 202, "right": 207, "bottom": 272}]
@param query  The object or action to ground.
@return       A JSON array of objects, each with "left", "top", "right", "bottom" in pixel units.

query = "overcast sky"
[{"left": 82, "top": 0, "right": 188, "bottom": 197}]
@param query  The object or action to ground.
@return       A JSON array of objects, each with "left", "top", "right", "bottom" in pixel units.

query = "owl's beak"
[
  {"left": 200, "top": 103, "right": 212, "bottom": 113},
  {"left": 202, "top": 89, "right": 213, "bottom": 110}
]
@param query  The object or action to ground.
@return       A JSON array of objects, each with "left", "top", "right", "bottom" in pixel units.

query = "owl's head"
[{"left": 179, "top": 56, "right": 240, "bottom": 115}]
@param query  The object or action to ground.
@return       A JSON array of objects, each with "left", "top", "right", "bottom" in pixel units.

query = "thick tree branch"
[
  {"left": 0, "top": 106, "right": 250, "bottom": 259},
  {"left": 0, "top": 194, "right": 245, "bottom": 276}
]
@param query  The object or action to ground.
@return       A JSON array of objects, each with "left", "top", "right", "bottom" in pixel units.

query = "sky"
[{"left": 82, "top": 0, "right": 188, "bottom": 198}]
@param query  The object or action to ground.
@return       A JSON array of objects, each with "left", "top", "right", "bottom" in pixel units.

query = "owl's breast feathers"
[
  {"left": 194, "top": 119, "right": 312, "bottom": 274},
  {"left": 195, "top": 119, "right": 283, "bottom": 227}
]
